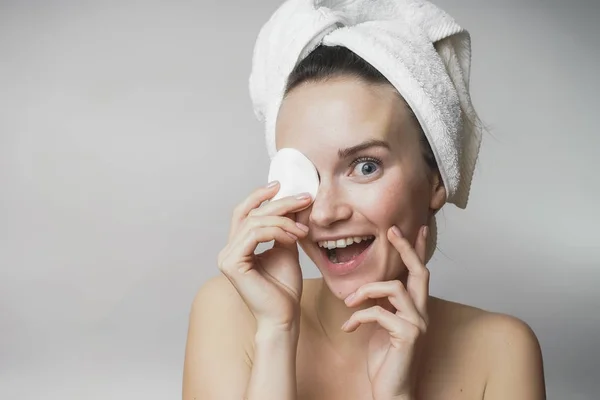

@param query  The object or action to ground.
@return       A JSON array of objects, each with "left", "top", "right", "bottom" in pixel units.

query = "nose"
[{"left": 308, "top": 180, "right": 352, "bottom": 228}]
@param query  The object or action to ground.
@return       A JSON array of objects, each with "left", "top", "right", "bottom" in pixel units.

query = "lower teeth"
[{"left": 326, "top": 239, "right": 373, "bottom": 264}]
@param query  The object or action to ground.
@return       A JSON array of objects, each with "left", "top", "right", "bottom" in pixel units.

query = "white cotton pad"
[{"left": 267, "top": 148, "right": 320, "bottom": 202}]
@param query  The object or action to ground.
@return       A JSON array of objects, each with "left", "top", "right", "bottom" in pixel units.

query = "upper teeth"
[{"left": 318, "top": 236, "right": 374, "bottom": 249}]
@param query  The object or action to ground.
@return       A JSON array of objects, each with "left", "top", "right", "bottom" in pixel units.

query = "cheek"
[
  {"left": 359, "top": 187, "right": 400, "bottom": 223},
  {"left": 357, "top": 179, "right": 413, "bottom": 222},
  {"left": 357, "top": 175, "right": 429, "bottom": 230}
]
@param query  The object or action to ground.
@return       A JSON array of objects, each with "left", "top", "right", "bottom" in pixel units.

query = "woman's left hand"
[{"left": 341, "top": 225, "right": 430, "bottom": 400}]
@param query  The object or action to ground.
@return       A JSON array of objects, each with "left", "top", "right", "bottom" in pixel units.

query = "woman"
[{"left": 183, "top": 2, "right": 546, "bottom": 399}]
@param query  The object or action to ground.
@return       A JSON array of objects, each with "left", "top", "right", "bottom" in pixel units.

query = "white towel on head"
[{"left": 249, "top": 0, "right": 482, "bottom": 210}]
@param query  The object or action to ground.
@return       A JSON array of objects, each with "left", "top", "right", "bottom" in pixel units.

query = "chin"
[{"left": 320, "top": 273, "right": 369, "bottom": 300}]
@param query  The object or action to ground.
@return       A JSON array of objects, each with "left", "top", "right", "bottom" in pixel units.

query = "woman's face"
[{"left": 275, "top": 77, "right": 445, "bottom": 299}]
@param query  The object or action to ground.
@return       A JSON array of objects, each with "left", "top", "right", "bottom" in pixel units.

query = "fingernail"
[
  {"left": 296, "top": 222, "right": 309, "bottom": 232},
  {"left": 422, "top": 226, "right": 428, "bottom": 238},
  {"left": 266, "top": 180, "right": 279, "bottom": 188},
  {"left": 392, "top": 225, "right": 402, "bottom": 237},
  {"left": 295, "top": 192, "right": 312, "bottom": 200},
  {"left": 344, "top": 292, "right": 356, "bottom": 304},
  {"left": 341, "top": 320, "right": 350, "bottom": 330}
]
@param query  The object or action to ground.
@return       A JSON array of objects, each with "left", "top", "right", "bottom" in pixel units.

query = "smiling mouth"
[{"left": 322, "top": 237, "right": 375, "bottom": 264}]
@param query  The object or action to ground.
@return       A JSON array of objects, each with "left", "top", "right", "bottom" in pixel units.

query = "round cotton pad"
[{"left": 267, "top": 148, "right": 319, "bottom": 202}]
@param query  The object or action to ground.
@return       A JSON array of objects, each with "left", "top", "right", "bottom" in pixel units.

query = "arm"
[
  {"left": 182, "top": 275, "right": 299, "bottom": 400},
  {"left": 482, "top": 314, "right": 546, "bottom": 400},
  {"left": 246, "top": 326, "right": 299, "bottom": 400}
]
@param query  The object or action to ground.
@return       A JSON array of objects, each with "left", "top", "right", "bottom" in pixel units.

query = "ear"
[{"left": 429, "top": 170, "right": 446, "bottom": 214}]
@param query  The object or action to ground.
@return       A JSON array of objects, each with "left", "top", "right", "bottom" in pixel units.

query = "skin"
[{"left": 182, "top": 77, "right": 546, "bottom": 399}]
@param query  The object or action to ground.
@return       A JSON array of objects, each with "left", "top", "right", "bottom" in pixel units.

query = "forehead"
[{"left": 275, "top": 78, "right": 414, "bottom": 156}]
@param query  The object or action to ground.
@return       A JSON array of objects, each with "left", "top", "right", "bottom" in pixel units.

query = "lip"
[{"left": 318, "top": 238, "right": 375, "bottom": 277}]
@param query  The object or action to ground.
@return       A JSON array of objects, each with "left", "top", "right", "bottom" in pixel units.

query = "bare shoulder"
[
  {"left": 429, "top": 297, "right": 546, "bottom": 399},
  {"left": 192, "top": 273, "right": 250, "bottom": 308},
  {"left": 430, "top": 296, "right": 543, "bottom": 360},
  {"left": 188, "top": 273, "right": 257, "bottom": 340},
  {"left": 183, "top": 274, "right": 256, "bottom": 399},
  {"left": 475, "top": 309, "right": 546, "bottom": 399},
  {"left": 430, "top": 296, "right": 539, "bottom": 334}
]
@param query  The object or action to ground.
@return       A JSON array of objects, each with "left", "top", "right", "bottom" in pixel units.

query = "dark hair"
[{"left": 284, "top": 45, "right": 438, "bottom": 175}]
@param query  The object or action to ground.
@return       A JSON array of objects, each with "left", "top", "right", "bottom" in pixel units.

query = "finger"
[
  {"left": 229, "top": 181, "right": 281, "bottom": 240},
  {"left": 253, "top": 215, "right": 309, "bottom": 252},
  {"left": 226, "top": 226, "right": 299, "bottom": 274},
  {"left": 341, "top": 306, "right": 424, "bottom": 343},
  {"left": 232, "top": 215, "right": 308, "bottom": 256},
  {"left": 222, "top": 215, "right": 308, "bottom": 269},
  {"left": 244, "top": 215, "right": 310, "bottom": 239},
  {"left": 273, "top": 212, "right": 300, "bottom": 252},
  {"left": 387, "top": 226, "right": 430, "bottom": 315},
  {"left": 250, "top": 192, "right": 313, "bottom": 218},
  {"left": 415, "top": 225, "right": 428, "bottom": 264},
  {"left": 344, "top": 280, "right": 423, "bottom": 324}
]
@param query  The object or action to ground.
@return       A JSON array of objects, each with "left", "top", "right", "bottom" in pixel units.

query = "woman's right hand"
[{"left": 217, "top": 181, "right": 312, "bottom": 333}]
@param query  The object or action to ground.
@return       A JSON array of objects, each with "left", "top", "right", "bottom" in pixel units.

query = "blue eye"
[{"left": 351, "top": 157, "right": 382, "bottom": 176}]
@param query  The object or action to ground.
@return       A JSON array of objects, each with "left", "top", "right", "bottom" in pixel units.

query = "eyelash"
[{"left": 350, "top": 156, "right": 383, "bottom": 174}]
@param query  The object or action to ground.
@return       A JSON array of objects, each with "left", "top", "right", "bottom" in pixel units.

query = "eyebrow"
[{"left": 338, "top": 139, "right": 391, "bottom": 159}]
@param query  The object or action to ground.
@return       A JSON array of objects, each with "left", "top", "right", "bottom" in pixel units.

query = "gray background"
[{"left": 1, "top": 0, "right": 598, "bottom": 399}]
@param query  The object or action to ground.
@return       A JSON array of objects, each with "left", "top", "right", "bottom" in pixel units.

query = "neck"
[{"left": 314, "top": 271, "right": 409, "bottom": 360}]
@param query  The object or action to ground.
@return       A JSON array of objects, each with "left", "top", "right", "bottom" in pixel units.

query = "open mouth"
[{"left": 318, "top": 236, "right": 375, "bottom": 264}]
